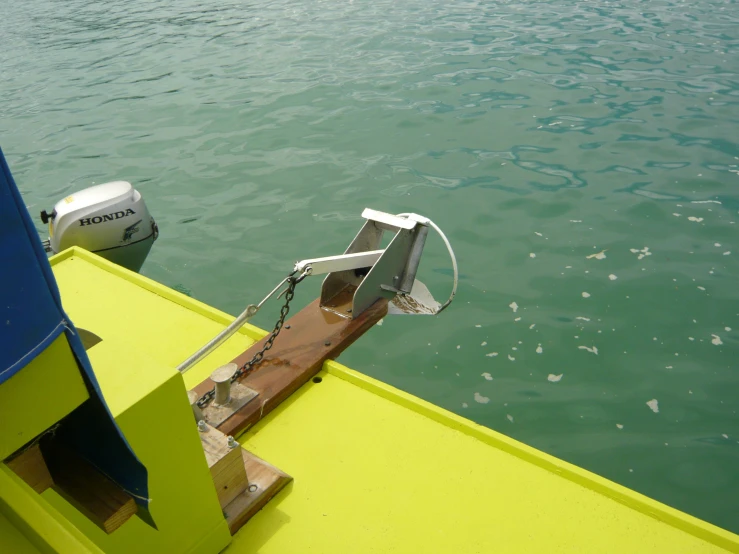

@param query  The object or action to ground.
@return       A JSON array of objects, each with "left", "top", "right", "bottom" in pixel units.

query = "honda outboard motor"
[{"left": 40, "top": 181, "right": 158, "bottom": 272}]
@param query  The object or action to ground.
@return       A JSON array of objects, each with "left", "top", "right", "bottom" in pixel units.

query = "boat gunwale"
[{"left": 50, "top": 247, "right": 739, "bottom": 552}]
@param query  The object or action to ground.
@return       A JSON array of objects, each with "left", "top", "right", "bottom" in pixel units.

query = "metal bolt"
[
  {"left": 346, "top": 308, "right": 352, "bottom": 313},
  {"left": 188, "top": 390, "right": 204, "bottom": 422},
  {"left": 197, "top": 420, "right": 208, "bottom": 432},
  {"left": 211, "top": 363, "right": 237, "bottom": 405},
  {"left": 227, "top": 436, "right": 237, "bottom": 449},
  {"left": 285, "top": 325, "right": 291, "bottom": 329},
  {"left": 324, "top": 341, "right": 331, "bottom": 347}
]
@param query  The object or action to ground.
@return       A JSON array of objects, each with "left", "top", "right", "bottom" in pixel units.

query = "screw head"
[{"left": 324, "top": 341, "right": 331, "bottom": 347}]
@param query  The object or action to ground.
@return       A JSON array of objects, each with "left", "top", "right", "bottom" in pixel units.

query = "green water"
[{"left": 3, "top": 0, "right": 738, "bottom": 533}]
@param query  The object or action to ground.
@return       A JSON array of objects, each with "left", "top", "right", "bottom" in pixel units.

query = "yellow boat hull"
[{"left": 1, "top": 247, "right": 737, "bottom": 553}]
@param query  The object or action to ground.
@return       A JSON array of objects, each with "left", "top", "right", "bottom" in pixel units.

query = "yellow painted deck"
[{"left": 4, "top": 247, "right": 738, "bottom": 553}]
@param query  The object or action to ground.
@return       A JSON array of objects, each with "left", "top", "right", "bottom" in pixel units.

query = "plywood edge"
[{"left": 225, "top": 449, "right": 292, "bottom": 535}]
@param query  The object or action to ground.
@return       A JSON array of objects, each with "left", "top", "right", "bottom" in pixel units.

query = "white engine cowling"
[{"left": 43, "top": 181, "right": 158, "bottom": 272}]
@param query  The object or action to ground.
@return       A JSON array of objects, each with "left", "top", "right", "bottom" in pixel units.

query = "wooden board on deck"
[
  {"left": 5, "top": 443, "right": 53, "bottom": 494},
  {"left": 42, "top": 442, "right": 137, "bottom": 534},
  {"left": 191, "top": 297, "right": 387, "bottom": 439},
  {"left": 225, "top": 449, "right": 292, "bottom": 535}
]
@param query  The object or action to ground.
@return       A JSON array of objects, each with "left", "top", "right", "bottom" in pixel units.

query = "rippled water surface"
[{"left": 3, "top": 0, "right": 738, "bottom": 533}]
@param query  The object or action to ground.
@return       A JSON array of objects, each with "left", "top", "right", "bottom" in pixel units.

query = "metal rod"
[
  {"left": 257, "top": 275, "right": 293, "bottom": 308},
  {"left": 294, "top": 250, "right": 384, "bottom": 276},
  {"left": 176, "top": 303, "right": 259, "bottom": 373},
  {"left": 177, "top": 272, "right": 308, "bottom": 374}
]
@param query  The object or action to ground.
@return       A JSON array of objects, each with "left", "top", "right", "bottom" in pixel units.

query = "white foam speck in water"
[
  {"left": 723, "top": 251, "right": 731, "bottom": 256},
  {"left": 673, "top": 213, "right": 681, "bottom": 217},
  {"left": 647, "top": 399, "right": 659, "bottom": 413},
  {"left": 630, "top": 246, "right": 652, "bottom": 260},
  {"left": 529, "top": 324, "right": 536, "bottom": 329},
  {"left": 616, "top": 424, "right": 624, "bottom": 430},
  {"left": 482, "top": 372, "right": 493, "bottom": 381},
  {"left": 547, "top": 373, "right": 563, "bottom": 382},
  {"left": 474, "top": 392, "right": 490, "bottom": 404},
  {"left": 576, "top": 316, "right": 590, "bottom": 321},
  {"left": 536, "top": 344, "right": 543, "bottom": 354},
  {"left": 578, "top": 345, "right": 599, "bottom": 355},
  {"left": 508, "top": 354, "right": 515, "bottom": 361},
  {"left": 711, "top": 334, "right": 723, "bottom": 345},
  {"left": 456, "top": 345, "right": 461, "bottom": 349},
  {"left": 689, "top": 337, "right": 695, "bottom": 341},
  {"left": 377, "top": 319, "right": 383, "bottom": 326},
  {"left": 462, "top": 402, "right": 468, "bottom": 408},
  {"left": 609, "top": 274, "right": 618, "bottom": 281},
  {"left": 529, "top": 252, "right": 536, "bottom": 258},
  {"left": 586, "top": 250, "right": 607, "bottom": 260},
  {"left": 475, "top": 324, "right": 482, "bottom": 328},
  {"left": 725, "top": 327, "right": 732, "bottom": 332},
  {"left": 723, "top": 434, "right": 729, "bottom": 439},
  {"left": 687, "top": 216, "right": 704, "bottom": 223},
  {"left": 535, "top": 232, "right": 543, "bottom": 237},
  {"left": 582, "top": 292, "right": 591, "bottom": 298},
  {"left": 485, "top": 352, "right": 498, "bottom": 357},
  {"left": 481, "top": 341, "right": 487, "bottom": 346},
  {"left": 514, "top": 317, "right": 521, "bottom": 322},
  {"left": 509, "top": 301, "right": 519, "bottom": 313},
  {"left": 506, "top": 414, "right": 514, "bottom": 422},
  {"left": 570, "top": 220, "right": 582, "bottom": 223},
  {"left": 697, "top": 286, "right": 706, "bottom": 291},
  {"left": 715, "top": 243, "right": 721, "bottom": 247}
]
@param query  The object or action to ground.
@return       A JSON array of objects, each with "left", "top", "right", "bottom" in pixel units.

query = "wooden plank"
[
  {"left": 5, "top": 443, "right": 53, "bottom": 494},
  {"left": 191, "top": 297, "right": 387, "bottom": 439},
  {"left": 199, "top": 426, "right": 248, "bottom": 509},
  {"left": 42, "top": 442, "right": 137, "bottom": 534},
  {"left": 225, "top": 449, "right": 292, "bottom": 535}
]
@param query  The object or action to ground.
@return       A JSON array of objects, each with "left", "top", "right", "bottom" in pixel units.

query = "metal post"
[{"left": 211, "top": 363, "right": 237, "bottom": 405}]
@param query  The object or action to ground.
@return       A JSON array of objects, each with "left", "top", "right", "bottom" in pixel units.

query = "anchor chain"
[{"left": 196, "top": 274, "right": 301, "bottom": 409}]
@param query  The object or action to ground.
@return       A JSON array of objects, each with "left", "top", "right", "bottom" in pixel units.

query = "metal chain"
[{"left": 196, "top": 275, "right": 299, "bottom": 409}]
